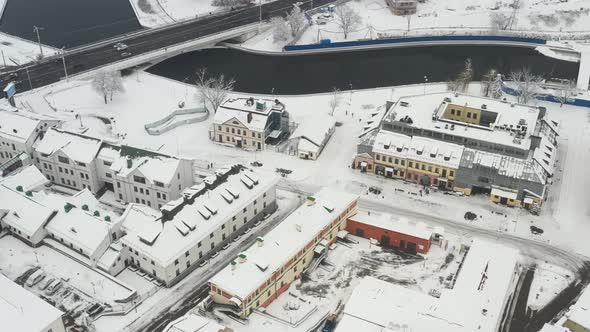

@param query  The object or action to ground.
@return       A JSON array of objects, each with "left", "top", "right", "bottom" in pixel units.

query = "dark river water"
[
  {"left": 0, "top": 0, "right": 142, "bottom": 48},
  {"left": 147, "top": 46, "right": 580, "bottom": 94}
]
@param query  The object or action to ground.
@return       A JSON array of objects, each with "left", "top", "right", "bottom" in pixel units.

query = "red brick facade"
[{"left": 346, "top": 219, "right": 431, "bottom": 254}]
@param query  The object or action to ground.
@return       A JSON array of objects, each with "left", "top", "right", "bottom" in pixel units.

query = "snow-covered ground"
[
  {"left": 242, "top": 0, "right": 590, "bottom": 50},
  {"left": 8, "top": 71, "right": 590, "bottom": 259},
  {"left": 0, "top": 32, "right": 57, "bottom": 67},
  {"left": 527, "top": 262, "right": 574, "bottom": 311}
]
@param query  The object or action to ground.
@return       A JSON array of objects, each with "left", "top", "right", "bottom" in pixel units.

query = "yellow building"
[{"left": 208, "top": 188, "right": 358, "bottom": 318}]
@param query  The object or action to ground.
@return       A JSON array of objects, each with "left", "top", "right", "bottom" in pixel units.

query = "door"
[
  {"left": 406, "top": 242, "right": 417, "bottom": 254},
  {"left": 442, "top": 169, "right": 447, "bottom": 177},
  {"left": 500, "top": 197, "right": 508, "bottom": 205},
  {"left": 237, "top": 139, "right": 242, "bottom": 148},
  {"left": 400, "top": 240, "right": 406, "bottom": 249},
  {"left": 380, "top": 235, "right": 390, "bottom": 247},
  {"left": 257, "top": 142, "right": 261, "bottom": 150},
  {"left": 355, "top": 229, "right": 364, "bottom": 237}
]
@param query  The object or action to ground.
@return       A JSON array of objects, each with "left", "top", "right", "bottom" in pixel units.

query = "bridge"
[{"left": 2, "top": 0, "right": 332, "bottom": 93}]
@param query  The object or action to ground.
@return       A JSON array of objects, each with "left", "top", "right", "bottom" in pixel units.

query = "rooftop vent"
[
  {"left": 444, "top": 97, "right": 452, "bottom": 103},
  {"left": 126, "top": 158, "right": 132, "bottom": 169},
  {"left": 256, "top": 236, "right": 264, "bottom": 247},
  {"left": 481, "top": 104, "right": 487, "bottom": 110},
  {"left": 238, "top": 253, "right": 247, "bottom": 263},
  {"left": 400, "top": 101, "right": 409, "bottom": 107},
  {"left": 295, "top": 223, "right": 302, "bottom": 232},
  {"left": 16, "top": 185, "right": 23, "bottom": 192}
]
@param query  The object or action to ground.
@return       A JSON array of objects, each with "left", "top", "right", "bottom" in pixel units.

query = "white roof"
[
  {"left": 0, "top": 273, "right": 64, "bottom": 332},
  {"left": 491, "top": 187, "right": 518, "bottom": 200},
  {"left": 297, "top": 138, "right": 320, "bottom": 154},
  {"left": 0, "top": 165, "right": 49, "bottom": 192},
  {"left": 0, "top": 184, "right": 55, "bottom": 236},
  {"left": 533, "top": 135, "right": 557, "bottom": 176},
  {"left": 122, "top": 168, "right": 278, "bottom": 266},
  {"left": 0, "top": 109, "right": 41, "bottom": 143},
  {"left": 164, "top": 313, "right": 228, "bottom": 332},
  {"left": 212, "top": 107, "right": 268, "bottom": 132},
  {"left": 407, "top": 136, "right": 464, "bottom": 169},
  {"left": 372, "top": 130, "right": 411, "bottom": 159},
  {"left": 97, "top": 246, "right": 121, "bottom": 270},
  {"left": 387, "top": 92, "right": 540, "bottom": 150},
  {"left": 566, "top": 285, "right": 590, "bottom": 328},
  {"left": 290, "top": 113, "right": 335, "bottom": 147},
  {"left": 104, "top": 146, "right": 184, "bottom": 185},
  {"left": 35, "top": 128, "right": 102, "bottom": 164},
  {"left": 349, "top": 210, "right": 433, "bottom": 240},
  {"left": 210, "top": 188, "right": 358, "bottom": 299},
  {"left": 460, "top": 148, "right": 546, "bottom": 184},
  {"left": 339, "top": 239, "right": 520, "bottom": 332}
]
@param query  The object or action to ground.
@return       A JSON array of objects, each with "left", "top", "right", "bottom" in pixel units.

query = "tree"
[
  {"left": 448, "top": 58, "right": 473, "bottom": 92},
  {"left": 195, "top": 67, "right": 236, "bottom": 113},
  {"left": 270, "top": 17, "right": 290, "bottom": 42},
  {"left": 286, "top": 6, "right": 306, "bottom": 37},
  {"left": 481, "top": 69, "right": 498, "bottom": 97},
  {"left": 335, "top": 5, "right": 362, "bottom": 39},
  {"left": 491, "top": 73, "right": 504, "bottom": 99},
  {"left": 509, "top": 67, "right": 544, "bottom": 104},
  {"left": 490, "top": 12, "right": 511, "bottom": 31},
  {"left": 91, "top": 71, "right": 124, "bottom": 104},
  {"left": 328, "top": 88, "right": 342, "bottom": 115},
  {"left": 556, "top": 79, "right": 576, "bottom": 107},
  {"left": 211, "top": 0, "right": 252, "bottom": 8}
]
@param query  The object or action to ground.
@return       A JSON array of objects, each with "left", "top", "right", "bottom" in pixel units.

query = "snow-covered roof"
[
  {"left": 220, "top": 97, "right": 284, "bottom": 116},
  {"left": 290, "top": 113, "right": 335, "bottom": 147},
  {"left": 349, "top": 210, "right": 433, "bottom": 240},
  {"left": 338, "top": 239, "right": 520, "bottom": 332},
  {"left": 371, "top": 130, "right": 411, "bottom": 158},
  {"left": 34, "top": 128, "right": 102, "bottom": 164},
  {"left": 103, "top": 145, "right": 185, "bottom": 185},
  {"left": 0, "top": 274, "right": 64, "bottom": 332},
  {"left": 533, "top": 135, "right": 557, "bottom": 176},
  {"left": 121, "top": 168, "right": 278, "bottom": 266},
  {"left": 0, "top": 184, "right": 56, "bottom": 236},
  {"left": 212, "top": 107, "right": 269, "bottom": 132},
  {"left": 0, "top": 109, "right": 42, "bottom": 143},
  {"left": 385, "top": 92, "right": 541, "bottom": 150},
  {"left": 213, "top": 97, "right": 284, "bottom": 132},
  {"left": 566, "top": 284, "right": 590, "bottom": 328},
  {"left": 97, "top": 246, "right": 121, "bottom": 271},
  {"left": 164, "top": 313, "right": 229, "bottom": 332},
  {"left": 407, "top": 136, "right": 464, "bottom": 169},
  {"left": 491, "top": 187, "right": 518, "bottom": 200},
  {"left": 210, "top": 188, "right": 358, "bottom": 300},
  {"left": 460, "top": 148, "right": 546, "bottom": 184},
  {"left": 0, "top": 165, "right": 49, "bottom": 192}
]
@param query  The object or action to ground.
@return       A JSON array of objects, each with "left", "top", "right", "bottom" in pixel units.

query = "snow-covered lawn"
[
  {"left": 242, "top": 0, "right": 590, "bottom": 50},
  {"left": 0, "top": 32, "right": 57, "bottom": 67},
  {"left": 527, "top": 262, "right": 574, "bottom": 311},
  {"left": 0, "top": 235, "right": 133, "bottom": 304}
]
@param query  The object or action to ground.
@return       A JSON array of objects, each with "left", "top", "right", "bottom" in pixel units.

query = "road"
[{"left": 1, "top": 0, "right": 330, "bottom": 93}]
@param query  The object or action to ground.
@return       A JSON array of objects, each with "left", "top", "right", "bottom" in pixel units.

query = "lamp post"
[
  {"left": 60, "top": 47, "right": 68, "bottom": 79},
  {"left": 423, "top": 75, "right": 428, "bottom": 95},
  {"left": 33, "top": 26, "right": 44, "bottom": 58}
]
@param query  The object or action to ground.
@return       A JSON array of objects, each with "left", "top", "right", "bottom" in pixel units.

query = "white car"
[
  {"left": 45, "top": 280, "right": 62, "bottom": 296},
  {"left": 26, "top": 270, "right": 45, "bottom": 287},
  {"left": 113, "top": 42, "right": 128, "bottom": 51},
  {"left": 39, "top": 277, "right": 55, "bottom": 290}
]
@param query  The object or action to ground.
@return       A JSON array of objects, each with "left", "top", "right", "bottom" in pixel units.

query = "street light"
[
  {"left": 423, "top": 75, "right": 428, "bottom": 95},
  {"left": 259, "top": 0, "right": 262, "bottom": 27},
  {"left": 33, "top": 26, "right": 44, "bottom": 58},
  {"left": 60, "top": 47, "right": 68, "bottom": 79}
]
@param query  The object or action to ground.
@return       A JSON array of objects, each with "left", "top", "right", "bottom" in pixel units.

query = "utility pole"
[
  {"left": 33, "top": 26, "right": 44, "bottom": 58},
  {"left": 259, "top": 0, "right": 262, "bottom": 27},
  {"left": 60, "top": 47, "right": 68, "bottom": 79},
  {"left": 25, "top": 67, "right": 33, "bottom": 89}
]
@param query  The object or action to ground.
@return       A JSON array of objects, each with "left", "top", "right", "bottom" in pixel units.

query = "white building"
[
  {"left": 210, "top": 97, "right": 289, "bottom": 150},
  {"left": 120, "top": 166, "right": 278, "bottom": 286},
  {"left": 164, "top": 313, "right": 232, "bottom": 332},
  {"left": 209, "top": 188, "right": 358, "bottom": 318},
  {"left": 0, "top": 109, "right": 59, "bottom": 164},
  {"left": 97, "top": 145, "right": 194, "bottom": 209},
  {"left": 34, "top": 128, "right": 104, "bottom": 194},
  {"left": 289, "top": 114, "right": 335, "bottom": 160},
  {"left": 0, "top": 273, "right": 65, "bottom": 332},
  {"left": 563, "top": 285, "right": 590, "bottom": 331},
  {"left": 0, "top": 164, "right": 50, "bottom": 192},
  {"left": 337, "top": 239, "right": 520, "bottom": 332},
  {"left": 0, "top": 184, "right": 56, "bottom": 246}
]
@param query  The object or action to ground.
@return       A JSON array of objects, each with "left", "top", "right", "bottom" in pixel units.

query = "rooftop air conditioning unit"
[{"left": 481, "top": 104, "right": 487, "bottom": 110}]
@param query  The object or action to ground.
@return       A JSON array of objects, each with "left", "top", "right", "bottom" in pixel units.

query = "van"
[
  {"left": 39, "top": 277, "right": 55, "bottom": 290},
  {"left": 45, "top": 280, "right": 62, "bottom": 296},
  {"left": 26, "top": 270, "right": 46, "bottom": 287}
]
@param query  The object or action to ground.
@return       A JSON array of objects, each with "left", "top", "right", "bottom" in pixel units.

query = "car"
[
  {"left": 233, "top": 234, "right": 242, "bottom": 242},
  {"left": 530, "top": 226, "right": 544, "bottom": 235},
  {"left": 45, "top": 280, "right": 62, "bottom": 296},
  {"left": 198, "top": 260, "right": 209, "bottom": 267},
  {"left": 222, "top": 243, "right": 231, "bottom": 250},
  {"left": 26, "top": 270, "right": 46, "bottom": 287},
  {"left": 39, "top": 277, "right": 56, "bottom": 290},
  {"left": 113, "top": 42, "right": 128, "bottom": 51},
  {"left": 120, "top": 52, "right": 132, "bottom": 57},
  {"left": 316, "top": 18, "right": 328, "bottom": 25},
  {"left": 250, "top": 161, "right": 263, "bottom": 167},
  {"left": 368, "top": 186, "right": 382, "bottom": 195},
  {"left": 210, "top": 251, "right": 220, "bottom": 259}
]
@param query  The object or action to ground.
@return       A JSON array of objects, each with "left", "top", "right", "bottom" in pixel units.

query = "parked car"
[
  {"left": 113, "top": 42, "right": 128, "bottom": 51},
  {"left": 45, "top": 280, "right": 62, "bottom": 296},
  {"left": 368, "top": 186, "right": 382, "bottom": 195},
  {"left": 530, "top": 226, "right": 544, "bottom": 235},
  {"left": 198, "top": 260, "right": 209, "bottom": 267},
  {"left": 250, "top": 161, "right": 263, "bottom": 167},
  {"left": 26, "top": 270, "right": 46, "bottom": 287},
  {"left": 120, "top": 52, "right": 132, "bottom": 57},
  {"left": 39, "top": 277, "right": 56, "bottom": 290}
]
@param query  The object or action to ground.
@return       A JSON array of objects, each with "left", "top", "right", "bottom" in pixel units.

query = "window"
[
  {"left": 176, "top": 269, "right": 180, "bottom": 276},
  {"left": 162, "top": 194, "right": 167, "bottom": 200},
  {"left": 136, "top": 198, "right": 140, "bottom": 203},
  {"left": 263, "top": 193, "right": 267, "bottom": 198},
  {"left": 186, "top": 261, "right": 191, "bottom": 268},
  {"left": 103, "top": 160, "right": 112, "bottom": 166},
  {"left": 244, "top": 217, "right": 247, "bottom": 224},
  {"left": 146, "top": 189, "right": 149, "bottom": 195},
  {"left": 210, "top": 233, "right": 214, "bottom": 238},
  {"left": 119, "top": 193, "right": 123, "bottom": 200},
  {"left": 198, "top": 241, "right": 202, "bottom": 248},
  {"left": 106, "top": 173, "right": 112, "bottom": 178},
  {"left": 155, "top": 181, "right": 164, "bottom": 187},
  {"left": 58, "top": 167, "right": 63, "bottom": 173},
  {"left": 43, "top": 162, "right": 47, "bottom": 169},
  {"left": 133, "top": 175, "right": 146, "bottom": 184},
  {"left": 450, "top": 109, "right": 455, "bottom": 115},
  {"left": 218, "top": 125, "right": 221, "bottom": 130},
  {"left": 134, "top": 186, "right": 138, "bottom": 192},
  {"left": 80, "top": 172, "right": 85, "bottom": 178},
  {"left": 221, "top": 224, "right": 225, "bottom": 230},
  {"left": 77, "top": 162, "right": 86, "bottom": 167},
  {"left": 141, "top": 199, "right": 145, "bottom": 204},
  {"left": 185, "top": 251, "right": 189, "bottom": 257},
  {"left": 140, "top": 188, "right": 144, "bottom": 194},
  {"left": 457, "top": 110, "right": 461, "bottom": 116},
  {"left": 473, "top": 113, "right": 478, "bottom": 120},
  {"left": 449, "top": 170, "right": 454, "bottom": 177},
  {"left": 58, "top": 156, "right": 69, "bottom": 164},
  {"left": 231, "top": 128, "right": 235, "bottom": 134},
  {"left": 151, "top": 260, "right": 155, "bottom": 265},
  {"left": 408, "top": 161, "right": 413, "bottom": 168},
  {"left": 467, "top": 112, "right": 471, "bottom": 118},
  {"left": 147, "top": 201, "right": 151, "bottom": 207},
  {"left": 243, "top": 207, "right": 247, "bottom": 213},
  {"left": 117, "top": 182, "right": 121, "bottom": 188},
  {"left": 174, "top": 259, "right": 179, "bottom": 265},
  {"left": 157, "top": 192, "right": 161, "bottom": 199},
  {"left": 88, "top": 185, "right": 91, "bottom": 191},
  {"left": 66, "top": 179, "right": 71, "bottom": 185},
  {"left": 376, "top": 154, "right": 380, "bottom": 161}
]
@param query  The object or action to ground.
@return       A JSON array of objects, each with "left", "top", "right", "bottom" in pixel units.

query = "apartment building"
[
  {"left": 208, "top": 188, "right": 358, "bottom": 318},
  {"left": 97, "top": 145, "right": 194, "bottom": 209},
  {"left": 33, "top": 128, "right": 104, "bottom": 194},
  {"left": 119, "top": 166, "right": 278, "bottom": 286},
  {"left": 210, "top": 97, "right": 290, "bottom": 150},
  {"left": 0, "top": 109, "right": 59, "bottom": 164}
]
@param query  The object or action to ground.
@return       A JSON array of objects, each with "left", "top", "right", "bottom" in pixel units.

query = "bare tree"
[
  {"left": 195, "top": 68, "right": 236, "bottom": 113},
  {"left": 328, "top": 88, "right": 342, "bottom": 115},
  {"left": 448, "top": 58, "right": 473, "bottom": 92},
  {"left": 509, "top": 67, "right": 544, "bottom": 104},
  {"left": 556, "top": 79, "right": 576, "bottom": 107},
  {"left": 335, "top": 5, "right": 362, "bottom": 39},
  {"left": 286, "top": 6, "right": 306, "bottom": 37},
  {"left": 211, "top": 0, "right": 252, "bottom": 8},
  {"left": 91, "top": 71, "right": 125, "bottom": 104},
  {"left": 481, "top": 69, "right": 498, "bottom": 97},
  {"left": 491, "top": 73, "right": 504, "bottom": 99},
  {"left": 270, "top": 17, "right": 290, "bottom": 42},
  {"left": 490, "top": 12, "right": 511, "bottom": 30}
]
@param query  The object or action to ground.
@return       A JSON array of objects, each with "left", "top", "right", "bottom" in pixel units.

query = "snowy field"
[
  {"left": 527, "top": 262, "right": 574, "bottom": 311},
  {"left": 0, "top": 32, "right": 57, "bottom": 67},
  {"left": 243, "top": 0, "right": 590, "bottom": 50},
  {"left": 7, "top": 70, "right": 590, "bottom": 259}
]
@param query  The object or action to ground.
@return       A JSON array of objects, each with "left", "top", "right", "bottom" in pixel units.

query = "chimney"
[
  {"left": 247, "top": 112, "right": 253, "bottom": 124},
  {"left": 256, "top": 236, "right": 264, "bottom": 247},
  {"left": 126, "top": 158, "right": 132, "bottom": 169},
  {"left": 295, "top": 224, "right": 302, "bottom": 232},
  {"left": 238, "top": 253, "right": 247, "bottom": 263}
]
